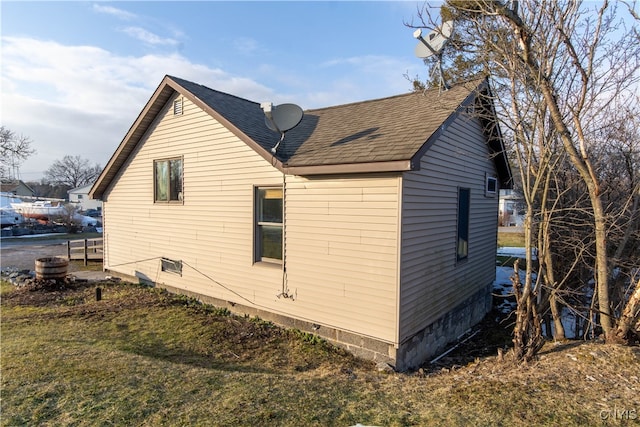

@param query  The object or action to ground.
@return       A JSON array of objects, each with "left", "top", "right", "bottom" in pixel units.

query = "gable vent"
[{"left": 173, "top": 98, "right": 183, "bottom": 115}]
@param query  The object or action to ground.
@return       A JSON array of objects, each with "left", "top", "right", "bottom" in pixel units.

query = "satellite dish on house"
[
  {"left": 413, "top": 20, "right": 454, "bottom": 91},
  {"left": 260, "top": 102, "right": 304, "bottom": 153},
  {"left": 413, "top": 21, "right": 453, "bottom": 59}
]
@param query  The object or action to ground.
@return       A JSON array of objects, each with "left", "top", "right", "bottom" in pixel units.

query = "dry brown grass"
[{"left": 2, "top": 280, "right": 639, "bottom": 426}]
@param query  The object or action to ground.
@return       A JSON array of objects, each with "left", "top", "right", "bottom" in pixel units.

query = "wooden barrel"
[{"left": 35, "top": 257, "right": 69, "bottom": 280}]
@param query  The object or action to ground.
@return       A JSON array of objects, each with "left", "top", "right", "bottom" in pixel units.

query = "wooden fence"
[{"left": 67, "top": 237, "right": 103, "bottom": 266}]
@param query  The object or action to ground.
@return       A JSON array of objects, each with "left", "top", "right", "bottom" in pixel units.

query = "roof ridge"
[
  {"left": 305, "top": 91, "right": 418, "bottom": 113},
  {"left": 166, "top": 75, "right": 260, "bottom": 107},
  {"left": 305, "top": 77, "right": 485, "bottom": 113}
]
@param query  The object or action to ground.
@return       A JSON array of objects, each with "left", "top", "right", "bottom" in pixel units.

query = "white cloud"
[
  {"left": 0, "top": 36, "right": 276, "bottom": 179},
  {"left": 122, "top": 26, "right": 180, "bottom": 47},
  {"left": 0, "top": 35, "right": 419, "bottom": 179},
  {"left": 93, "top": 4, "right": 185, "bottom": 50},
  {"left": 92, "top": 4, "right": 136, "bottom": 21}
]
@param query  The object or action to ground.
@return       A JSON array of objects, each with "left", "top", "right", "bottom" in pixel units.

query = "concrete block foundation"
[{"left": 393, "top": 283, "right": 493, "bottom": 371}]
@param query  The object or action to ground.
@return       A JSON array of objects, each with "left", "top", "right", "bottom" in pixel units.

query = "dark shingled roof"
[
  {"left": 282, "top": 83, "right": 480, "bottom": 167},
  {"left": 170, "top": 75, "right": 483, "bottom": 167},
  {"left": 91, "top": 75, "right": 511, "bottom": 199}
]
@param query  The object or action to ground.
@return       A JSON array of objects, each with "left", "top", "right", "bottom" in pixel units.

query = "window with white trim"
[
  {"left": 154, "top": 157, "right": 183, "bottom": 202},
  {"left": 485, "top": 173, "right": 498, "bottom": 197},
  {"left": 255, "top": 187, "right": 283, "bottom": 263}
]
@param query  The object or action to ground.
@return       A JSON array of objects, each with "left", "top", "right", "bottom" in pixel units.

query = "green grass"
[
  {"left": 497, "top": 231, "right": 525, "bottom": 248},
  {"left": 2, "top": 280, "right": 639, "bottom": 426}
]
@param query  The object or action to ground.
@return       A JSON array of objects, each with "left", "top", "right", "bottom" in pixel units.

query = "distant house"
[
  {"left": 499, "top": 189, "right": 524, "bottom": 227},
  {"left": 0, "top": 180, "right": 35, "bottom": 198},
  {"left": 68, "top": 184, "right": 102, "bottom": 212},
  {"left": 90, "top": 75, "right": 512, "bottom": 370}
]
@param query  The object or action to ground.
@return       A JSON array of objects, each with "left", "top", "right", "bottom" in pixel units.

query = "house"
[
  {"left": 0, "top": 180, "right": 35, "bottom": 198},
  {"left": 68, "top": 184, "right": 102, "bottom": 212},
  {"left": 90, "top": 75, "right": 512, "bottom": 370},
  {"left": 499, "top": 189, "right": 524, "bottom": 227}
]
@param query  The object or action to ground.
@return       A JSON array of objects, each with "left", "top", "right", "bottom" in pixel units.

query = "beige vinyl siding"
[
  {"left": 103, "top": 94, "right": 284, "bottom": 306},
  {"left": 399, "top": 113, "right": 498, "bottom": 342},
  {"left": 103, "top": 94, "right": 401, "bottom": 344},
  {"left": 283, "top": 175, "right": 401, "bottom": 343}
]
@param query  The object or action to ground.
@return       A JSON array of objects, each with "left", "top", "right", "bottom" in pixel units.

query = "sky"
[{"left": 1, "top": 1, "right": 437, "bottom": 181}]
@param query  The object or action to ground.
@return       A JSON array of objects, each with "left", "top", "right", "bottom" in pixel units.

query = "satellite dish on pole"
[
  {"left": 413, "top": 20, "right": 454, "bottom": 91},
  {"left": 260, "top": 102, "right": 304, "bottom": 154}
]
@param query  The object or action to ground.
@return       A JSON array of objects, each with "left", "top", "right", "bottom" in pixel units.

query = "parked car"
[{"left": 84, "top": 209, "right": 102, "bottom": 218}]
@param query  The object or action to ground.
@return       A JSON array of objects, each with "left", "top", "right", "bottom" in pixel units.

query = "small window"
[
  {"left": 255, "top": 187, "right": 283, "bottom": 263},
  {"left": 457, "top": 188, "right": 470, "bottom": 261},
  {"left": 485, "top": 174, "right": 498, "bottom": 197},
  {"left": 77, "top": 194, "right": 84, "bottom": 199},
  {"left": 161, "top": 258, "right": 182, "bottom": 275},
  {"left": 173, "top": 98, "right": 183, "bottom": 115},
  {"left": 154, "top": 157, "right": 183, "bottom": 202}
]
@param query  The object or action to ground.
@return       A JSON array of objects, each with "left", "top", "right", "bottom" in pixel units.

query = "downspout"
[{"left": 395, "top": 174, "right": 403, "bottom": 349}]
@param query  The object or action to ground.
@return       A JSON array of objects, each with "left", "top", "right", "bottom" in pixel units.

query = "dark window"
[
  {"left": 457, "top": 188, "right": 470, "bottom": 261},
  {"left": 485, "top": 173, "right": 497, "bottom": 197},
  {"left": 256, "top": 187, "right": 283, "bottom": 262},
  {"left": 161, "top": 258, "right": 182, "bottom": 275},
  {"left": 154, "top": 158, "right": 183, "bottom": 202}
]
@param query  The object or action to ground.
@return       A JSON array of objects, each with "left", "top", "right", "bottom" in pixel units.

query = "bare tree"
[
  {"left": 43, "top": 155, "right": 102, "bottom": 189},
  {"left": 491, "top": 0, "right": 639, "bottom": 342},
  {"left": 0, "top": 126, "right": 35, "bottom": 179},
  {"left": 410, "top": 0, "right": 640, "bottom": 357}
]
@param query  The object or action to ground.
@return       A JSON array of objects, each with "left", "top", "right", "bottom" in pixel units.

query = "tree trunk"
[
  {"left": 614, "top": 277, "right": 640, "bottom": 343},
  {"left": 497, "top": 0, "right": 614, "bottom": 340},
  {"left": 549, "top": 290, "right": 566, "bottom": 340},
  {"left": 540, "top": 201, "right": 566, "bottom": 340},
  {"left": 592, "top": 196, "right": 614, "bottom": 337},
  {"left": 511, "top": 214, "right": 546, "bottom": 362}
]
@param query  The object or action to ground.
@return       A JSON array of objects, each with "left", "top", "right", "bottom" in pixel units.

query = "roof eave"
[
  {"left": 89, "top": 75, "right": 286, "bottom": 200},
  {"left": 408, "top": 78, "right": 513, "bottom": 190},
  {"left": 478, "top": 81, "right": 513, "bottom": 189},
  {"left": 90, "top": 75, "right": 177, "bottom": 200},
  {"left": 284, "top": 159, "right": 414, "bottom": 176},
  {"left": 408, "top": 79, "right": 486, "bottom": 168}
]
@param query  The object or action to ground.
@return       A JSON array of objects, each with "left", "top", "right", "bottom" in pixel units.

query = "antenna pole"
[
  {"left": 437, "top": 53, "right": 449, "bottom": 91},
  {"left": 271, "top": 132, "right": 285, "bottom": 154},
  {"left": 261, "top": 101, "right": 303, "bottom": 155}
]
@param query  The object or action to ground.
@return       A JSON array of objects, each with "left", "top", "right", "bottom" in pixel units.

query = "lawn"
[
  {"left": 497, "top": 230, "right": 525, "bottom": 248},
  {"left": 2, "top": 279, "right": 639, "bottom": 426}
]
